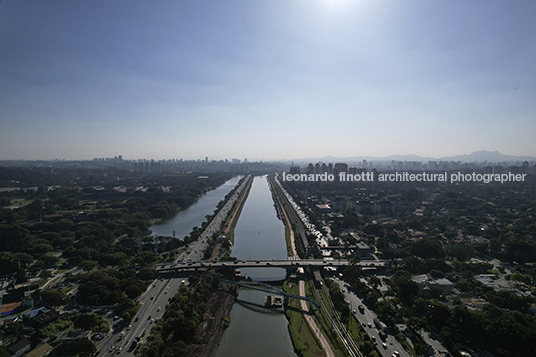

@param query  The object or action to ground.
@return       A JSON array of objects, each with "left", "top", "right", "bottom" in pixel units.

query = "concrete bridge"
[{"left": 155, "top": 259, "right": 386, "bottom": 273}]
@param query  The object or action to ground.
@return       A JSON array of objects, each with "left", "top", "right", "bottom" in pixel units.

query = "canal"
[
  {"left": 149, "top": 175, "right": 243, "bottom": 239},
  {"left": 215, "top": 175, "right": 298, "bottom": 357}
]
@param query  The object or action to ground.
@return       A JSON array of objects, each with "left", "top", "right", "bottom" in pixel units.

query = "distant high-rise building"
[
  {"left": 290, "top": 166, "right": 300, "bottom": 175},
  {"left": 307, "top": 163, "right": 314, "bottom": 174},
  {"left": 314, "top": 163, "right": 320, "bottom": 175},
  {"left": 334, "top": 163, "right": 348, "bottom": 176},
  {"left": 508, "top": 166, "right": 519, "bottom": 174},
  {"left": 522, "top": 161, "right": 529, "bottom": 174},
  {"left": 493, "top": 166, "right": 504, "bottom": 174}
]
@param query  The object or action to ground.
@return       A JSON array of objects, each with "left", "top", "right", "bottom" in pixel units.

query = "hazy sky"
[{"left": 1, "top": 0, "right": 535, "bottom": 161}]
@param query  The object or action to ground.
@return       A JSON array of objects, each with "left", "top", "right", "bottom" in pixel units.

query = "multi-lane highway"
[
  {"left": 332, "top": 277, "right": 411, "bottom": 357},
  {"left": 95, "top": 273, "right": 188, "bottom": 356}
]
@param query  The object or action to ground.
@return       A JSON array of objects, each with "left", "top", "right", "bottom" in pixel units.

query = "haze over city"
[{"left": 1, "top": 0, "right": 535, "bottom": 161}]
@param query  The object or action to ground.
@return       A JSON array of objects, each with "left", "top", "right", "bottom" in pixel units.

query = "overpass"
[{"left": 154, "top": 259, "right": 386, "bottom": 273}]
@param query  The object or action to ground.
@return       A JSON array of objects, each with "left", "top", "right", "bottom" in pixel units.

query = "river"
[
  {"left": 149, "top": 175, "right": 243, "bottom": 239},
  {"left": 215, "top": 175, "right": 298, "bottom": 357}
]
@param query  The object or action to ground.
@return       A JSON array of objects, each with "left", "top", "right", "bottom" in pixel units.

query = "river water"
[
  {"left": 148, "top": 175, "right": 296, "bottom": 356},
  {"left": 215, "top": 175, "right": 297, "bottom": 357},
  {"left": 149, "top": 175, "right": 242, "bottom": 239}
]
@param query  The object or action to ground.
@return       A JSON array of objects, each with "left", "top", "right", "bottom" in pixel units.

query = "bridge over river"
[
  {"left": 221, "top": 279, "right": 320, "bottom": 309},
  {"left": 154, "top": 258, "right": 387, "bottom": 273}
]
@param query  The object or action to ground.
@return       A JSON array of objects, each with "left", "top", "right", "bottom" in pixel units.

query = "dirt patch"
[{"left": 209, "top": 242, "right": 222, "bottom": 261}]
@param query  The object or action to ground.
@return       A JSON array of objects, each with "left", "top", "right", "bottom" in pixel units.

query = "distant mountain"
[
  {"left": 379, "top": 154, "right": 436, "bottom": 162},
  {"left": 440, "top": 150, "right": 536, "bottom": 163},
  {"left": 293, "top": 154, "right": 435, "bottom": 164},
  {"left": 288, "top": 150, "right": 536, "bottom": 164}
]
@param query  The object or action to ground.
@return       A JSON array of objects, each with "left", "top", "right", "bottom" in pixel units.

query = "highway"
[
  {"left": 332, "top": 277, "right": 411, "bottom": 357},
  {"left": 95, "top": 273, "right": 188, "bottom": 356}
]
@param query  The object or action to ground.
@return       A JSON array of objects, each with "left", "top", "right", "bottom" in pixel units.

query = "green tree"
[
  {"left": 138, "top": 267, "right": 157, "bottom": 281},
  {"left": 72, "top": 313, "right": 109, "bottom": 332},
  {"left": 40, "top": 289, "right": 69, "bottom": 307}
]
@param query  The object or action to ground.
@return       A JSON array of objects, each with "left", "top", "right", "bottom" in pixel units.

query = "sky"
[{"left": 1, "top": 0, "right": 535, "bottom": 161}]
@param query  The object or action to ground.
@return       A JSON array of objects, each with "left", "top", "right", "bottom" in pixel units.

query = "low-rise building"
[
  {"left": 356, "top": 242, "right": 371, "bottom": 259},
  {"left": 316, "top": 204, "right": 332, "bottom": 213},
  {"left": 412, "top": 274, "right": 455, "bottom": 297},
  {"left": 7, "top": 338, "right": 32, "bottom": 357},
  {"left": 26, "top": 309, "right": 59, "bottom": 329}
]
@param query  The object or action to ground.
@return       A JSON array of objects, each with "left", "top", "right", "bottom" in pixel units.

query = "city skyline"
[
  {"left": 1, "top": 1, "right": 535, "bottom": 160},
  {"left": 3, "top": 149, "right": 535, "bottom": 166}
]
